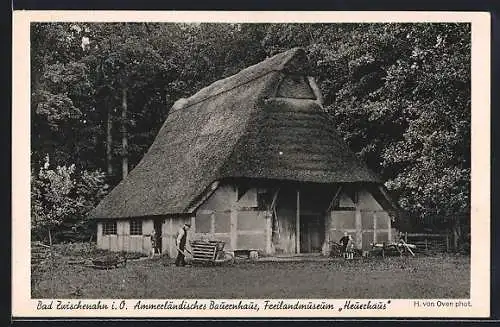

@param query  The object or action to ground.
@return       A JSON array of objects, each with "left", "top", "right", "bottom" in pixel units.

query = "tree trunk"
[
  {"left": 453, "top": 217, "right": 459, "bottom": 250},
  {"left": 106, "top": 97, "right": 113, "bottom": 177},
  {"left": 48, "top": 228, "right": 52, "bottom": 247},
  {"left": 122, "top": 88, "right": 128, "bottom": 179}
]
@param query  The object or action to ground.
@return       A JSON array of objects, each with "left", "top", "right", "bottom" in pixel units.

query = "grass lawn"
[{"left": 32, "top": 252, "right": 470, "bottom": 299}]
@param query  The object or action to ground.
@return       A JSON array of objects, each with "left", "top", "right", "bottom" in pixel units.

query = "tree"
[
  {"left": 81, "top": 23, "right": 173, "bottom": 179},
  {"left": 31, "top": 155, "right": 109, "bottom": 244},
  {"left": 380, "top": 24, "right": 471, "bottom": 221}
]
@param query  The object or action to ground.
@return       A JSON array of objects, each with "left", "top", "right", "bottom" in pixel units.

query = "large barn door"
[
  {"left": 298, "top": 187, "right": 328, "bottom": 254},
  {"left": 300, "top": 214, "right": 324, "bottom": 253}
]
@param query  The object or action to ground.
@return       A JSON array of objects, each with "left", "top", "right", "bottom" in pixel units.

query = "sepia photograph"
[{"left": 12, "top": 11, "right": 490, "bottom": 318}]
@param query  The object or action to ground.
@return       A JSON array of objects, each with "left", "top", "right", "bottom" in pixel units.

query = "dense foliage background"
[{"left": 30, "top": 23, "right": 471, "bottom": 243}]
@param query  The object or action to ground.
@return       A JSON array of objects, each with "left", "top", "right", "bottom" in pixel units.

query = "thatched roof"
[{"left": 90, "top": 47, "right": 381, "bottom": 219}]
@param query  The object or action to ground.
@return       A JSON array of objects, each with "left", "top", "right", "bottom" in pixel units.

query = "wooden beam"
[
  {"left": 169, "top": 218, "right": 173, "bottom": 257},
  {"left": 269, "top": 188, "right": 280, "bottom": 211},
  {"left": 187, "top": 181, "right": 220, "bottom": 213},
  {"left": 210, "top": 212, "right": 215, "bottom": 234},
  {"left": 296, "top": 189, "right": 300, "bottom": 254},
  {"left": 327, "top": 185, "right": 343, "bottom": 213},
  {"left": 265, "top": 188, "right": 281, "bottom": 255},
  {"left": 399, "top": 238, "right": 415, "bottom": 256},
  {"left": 387, "top": 214, "right": 392, "bottom": 242},
  {"left": 378, "top": 185, "right": 399, "bottom": 211},
  {"left": 355, "top": 203, "right": 362, "bottom": 249},
  {"left": 322, "top": 211, "right": 330, "bottom": 256},
  {"left": 265, "top": 211, "right": 273, "bottom": 255},
  {"left": 353, "top": 190, "right": 359, "bottom": 204},
  {"left": 190, "top": 215, "right": 196, "bottom": 232},
  {"left": 323, "top": 185, "right": 343, "bottom": 256}
]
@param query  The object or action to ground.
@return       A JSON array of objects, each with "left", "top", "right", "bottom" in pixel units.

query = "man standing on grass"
[{"left": 175, "top": 223, "right": 191, "bottom": 267}]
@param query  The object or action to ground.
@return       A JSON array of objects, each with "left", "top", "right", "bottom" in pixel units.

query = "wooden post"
[
  {"left": 323, "top": 211, "right": 330, "bottom": 256},
  {"left": 169, "top": 218, "right": 174, "bottom": 258},
  {"left": 453, "top": 218, "right": 460, "bottom": 250},
  {"left": 355, "top": 204, "right": 362, "bottom": 249},
  {"left": 268, "top": 188, "right": 280, "bottom": 251},
  {"left": 265, "top": 211, "right": 273, "bottom": 255},
  {"left": 211, "top": 211, "right": 215, "bottom": 235},
  {"left": 96, "top": 223, "right": 102, "bottom": 248},
  {"left": 121, "top": 88, "right": 128, "bottom": 179},
  {"left": 230, "top": 188, "right": 238, "bottom": 251},
  {"left": 388, "top": 214, "right": 393, "bottom": 242},
  {"left": 296, "top": 189, "right": 300, "bottom": 254},
  {"left": 190, "top": 216, "right": 196, "bottom": 233}
]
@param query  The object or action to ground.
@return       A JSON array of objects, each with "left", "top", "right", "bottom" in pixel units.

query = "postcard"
[{"left": 12, "top": 10, "right": 490, "bottom": 318}]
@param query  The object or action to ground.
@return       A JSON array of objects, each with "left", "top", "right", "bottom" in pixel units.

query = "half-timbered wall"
[
  {"left": 327, "top": 188, "right": 394, "bottom": 251},
  {"left": 96, "top": 185, "right": 396, "bottom": 256},
  {"left": 193, "top": 185, "right": 270, "bottom": 254}
]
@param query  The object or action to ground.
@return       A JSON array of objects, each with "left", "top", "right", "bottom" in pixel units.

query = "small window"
[
  {"left": 102, "top": 221, "right": 117, "bottom": 235},
  {"left": 277, "top": 75, "right": 316, "bottom": 99},
  {"left": 334, "top": 191, "right": 357, "bottom": 210},
  {"left": 130, "top": 220, "right": 142, "bottom": 235},
  {"left": 237, "top": 187, "right": 257, "bottom": 207},
  {"left": 257, "top": 189, "right": 273, "bottom": 210}
]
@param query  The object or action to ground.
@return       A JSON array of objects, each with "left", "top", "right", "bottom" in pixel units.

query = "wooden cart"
[
  {"left": 189, "top": 240, "right": 234, "bottom": 266},
  {"left": 370, "top": 240, "right": 417, "bottom": 257}
]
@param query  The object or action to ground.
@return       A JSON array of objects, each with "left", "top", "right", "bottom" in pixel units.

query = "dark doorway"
[
  {"left": 153, "top": 218, "right": 163, "bottom": 254},
  {"left": 300, "top": 214, "right": 325, "bottom": 253},
  {"left": 298, "top": 186, "right": 331, "bottom": 254}
]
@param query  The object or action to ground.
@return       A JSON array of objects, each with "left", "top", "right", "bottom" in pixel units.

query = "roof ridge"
[
  {"left": 170, "top": 47, "right": 306, "bottom": 113},
  {"left": 169, "top": 69, "right": 277, "bottom": 115}
]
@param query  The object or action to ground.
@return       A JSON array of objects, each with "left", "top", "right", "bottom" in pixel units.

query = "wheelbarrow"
[
  {"left": 188, "top": 240, "right": 234, "bottom": 266},
  {"left": 91, "top": 254, "right": 127, "bottom": 270}
]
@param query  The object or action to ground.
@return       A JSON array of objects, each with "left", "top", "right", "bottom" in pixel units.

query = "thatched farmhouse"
[{"left": 89, "top": 48, "right": 399, "bottom": 257}]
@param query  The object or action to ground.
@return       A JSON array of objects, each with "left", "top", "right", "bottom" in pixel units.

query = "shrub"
[{"left": 31, "top": 155, "right": 109, "bottom": 244}]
